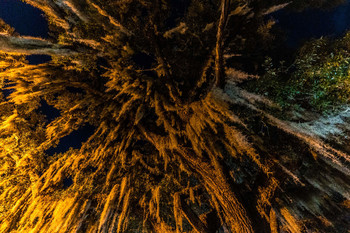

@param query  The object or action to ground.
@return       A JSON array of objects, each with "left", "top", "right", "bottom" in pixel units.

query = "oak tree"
[{"left": 0, "top": 1, "right": 349, "bottom": 232}]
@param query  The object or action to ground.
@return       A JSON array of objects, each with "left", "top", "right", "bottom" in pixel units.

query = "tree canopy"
[{"left": 0, "top": 1, "right": 349, "bottom": 233}]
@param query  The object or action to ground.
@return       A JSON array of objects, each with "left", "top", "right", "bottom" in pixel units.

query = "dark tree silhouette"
[{"left": 0, "top": 1, "right": 349, "bottom": 233}]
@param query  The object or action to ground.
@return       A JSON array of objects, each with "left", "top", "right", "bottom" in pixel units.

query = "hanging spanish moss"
[{"left": 0, "top": 0, "right": 349, "bottom": 232}]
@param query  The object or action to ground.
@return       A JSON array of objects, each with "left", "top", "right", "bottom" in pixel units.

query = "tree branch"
[
  {"left": 178, "top": 194, "right": 213, "bottom": 233},
  {"left": 0, "top": 34, "right": 77, "bottom": 56},
  {"left": 87, "top": 0, "right": 131, "bottom": 35},
  {"left": 215, "top": 0, "right": 231, "bottom": 88}
]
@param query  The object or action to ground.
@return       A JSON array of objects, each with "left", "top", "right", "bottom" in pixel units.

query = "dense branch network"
[{"left": 0, "top": 1, "right": 349, "bottom": 233}]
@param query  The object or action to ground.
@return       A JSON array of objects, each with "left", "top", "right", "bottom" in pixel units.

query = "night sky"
[
  {"left": 272, "top": 0, "right": 350, "bottom": 47},
  {"left": 0, "top": 0, "right": 48, "bottom": 37}
]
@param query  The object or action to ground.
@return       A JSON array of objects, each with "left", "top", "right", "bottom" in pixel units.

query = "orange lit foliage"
[{"left": 0, "top": 1, "right": 349, "bottom": 233}]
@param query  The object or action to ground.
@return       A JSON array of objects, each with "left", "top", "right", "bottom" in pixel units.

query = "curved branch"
[{"left": 87, "top": 0, "right": 131, "bottom": 35}]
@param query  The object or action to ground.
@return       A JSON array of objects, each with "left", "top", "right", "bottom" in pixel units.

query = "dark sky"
[
  {"left": 0, "top": 0, "right": 48, "bottom": 38},
  {"left": 333, "top": 2, "right": 350, "bottom": 33},
  {"left": 272, "top": 1, "right": 350, "bottom": 47}
]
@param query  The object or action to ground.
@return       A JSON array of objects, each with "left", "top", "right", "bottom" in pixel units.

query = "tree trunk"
[{"left": 178, "top": 149, "right": 255, "bottom": 233}]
